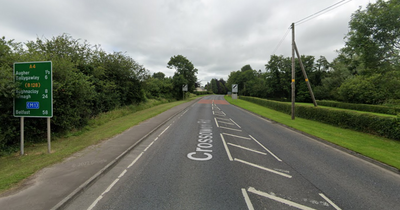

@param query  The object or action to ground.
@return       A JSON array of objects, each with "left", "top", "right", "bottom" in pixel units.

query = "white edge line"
[
  {"left": 249, "top": 135, "right": 282, "bottom": 162},
  {"left": 235, "top": 158, "right": 292, "bottom": 178},
  {"left": 102, "top": 178, "right": 119, "bottom": 195},
  {"left": 118, "top": 169, "right": 127, "bottom": 178},
  {"left": 222, "top": 133, "right": 250, "bottom": 140},
  {"left": 214, "top": 117, "right": 220, "bottom": 127},
  {"left": 220, "top": 126, "right": 242, "bottom": 132},
  {"left": 143, "top": 141, "right": 155, "bottom": 151},
  {"left": 87, "top": 195, "right": 103, "bottom": 210},
  {"left": 241, "top": 188, "right": 255, "bottom": 210},
  {"left": 127, "top": 152, "right": 143, "bottom": 168},
  {"left": 248, "top": 187, "right": 316, "bottom": 210},
  {"left": 220, "top": 133, "right": 233, "bottom": 161},
  {"left": 227, "top": 143, "right": 267, "bottom": 155},
  {"left": 230, "top": 118, "right": 241, "bottom": 128},
  {"left": 319, "top": 193, "right": 342, "bottom": 210}
]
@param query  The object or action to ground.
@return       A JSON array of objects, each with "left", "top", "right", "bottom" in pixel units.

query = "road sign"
[
  {"left": 14, "top": 61, "right": 53, "bottom": 118},
  {"left": 232, "top": 84, "right": 238, "bottom": 93},
  {"left": 182, "top": 84, "right": 188, "bottom": 92}
]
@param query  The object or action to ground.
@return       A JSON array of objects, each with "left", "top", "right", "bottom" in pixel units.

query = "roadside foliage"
[{"left": 0, "top": 35, "right": 197, "bottom": 155}]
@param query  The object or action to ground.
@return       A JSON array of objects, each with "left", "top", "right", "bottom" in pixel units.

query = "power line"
[
  {"left": 271, "top": 28, "right": 291, "bottom": 55},
  {"left": 271, "top": 0, "right": 353, "bottom": 55},
  {"left": 295, "top": 0, "right": 353, "bottom": 26}
]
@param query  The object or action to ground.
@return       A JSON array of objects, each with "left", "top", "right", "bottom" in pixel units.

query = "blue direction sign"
[{"left": 26, "top": 102, "right": 39, "bottom": 109}]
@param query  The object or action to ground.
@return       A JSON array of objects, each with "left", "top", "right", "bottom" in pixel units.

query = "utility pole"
[
  {"left": 294, "top": 43, "right": 318, "bottom": 107},
  {"left": 291, "top": 23, "right": 296, "bottom": 120},
  {"left": 291, "top": 23, "right": 318, "bottom": 120}
]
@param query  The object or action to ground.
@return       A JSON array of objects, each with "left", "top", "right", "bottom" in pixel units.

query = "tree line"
[
  {"left": 226, "top": 0, "right": 400, "bottom": 105},
  {"left": 0, "top": 34, "right": 198, "bottom": 154}
]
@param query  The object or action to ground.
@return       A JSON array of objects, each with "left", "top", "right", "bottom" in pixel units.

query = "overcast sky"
[{"left": 1, "top": 0, "right": 374, "bottom": 86}]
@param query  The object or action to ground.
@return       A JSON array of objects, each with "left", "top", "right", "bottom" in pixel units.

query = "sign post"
[
  {"left": 182, "top": 84, "right": 188, "bottom": 100},
  {"left": 14, "top": 61, "right": 53, "bottom": 155},
  {"left": 232, "top": 84, "right": 238, "bottom": 99}
]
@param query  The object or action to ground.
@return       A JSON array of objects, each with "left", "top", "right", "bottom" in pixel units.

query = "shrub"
[{"left": 240, "top": 96, "right": 400, "bottom": 140}]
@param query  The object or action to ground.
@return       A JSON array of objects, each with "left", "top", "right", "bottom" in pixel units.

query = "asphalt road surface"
[{"left": 66, "top": 95, "right": 400, "bottom": 210}]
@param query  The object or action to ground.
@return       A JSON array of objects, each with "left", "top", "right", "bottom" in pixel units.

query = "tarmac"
[{"left": 0, "top": 98, "right": 201, "bottom": 210}]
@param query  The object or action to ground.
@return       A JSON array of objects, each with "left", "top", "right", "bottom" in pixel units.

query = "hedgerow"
[{"left": 240, "top": 96, "right": 400, "bottom": 140}]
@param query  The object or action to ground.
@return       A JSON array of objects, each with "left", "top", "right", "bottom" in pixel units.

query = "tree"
[
  {"left": 167, "top": 55, "right": 198, "bottom": 93},
  {"left": 344, "top": 0, "right": 400, "bottom": 71},
  {"left": 152, "top": 72, "right": 165, "bottom": 80}
]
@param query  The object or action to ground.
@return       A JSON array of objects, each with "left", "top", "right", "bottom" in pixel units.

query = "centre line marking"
[
  {"left": 241, "top": 188, "right": 255, "bottom": 210},
  {"left": 220, "top": 133, "right": 233, "bottom": 161},
  {"left": 221, "top": 133, "right": 250, "bottom": 140},
  {"left": 227, "top": 143, "right": 267, "bottom": 155},
  {"left": 249, "top": 135, "right": 282, "bottom": 162},
  {"left": 235, "top": 158, "right": 292, "bottom": 178},
  {"left": 319, "top": 193, "right": 342, "bottom": 210},
  {"left": 230, "top": 118, "right": 241, "bottom": 128},
  {"left": 220, "top": 126, "right": 242, "bottom": 132},
  {"left": 248, "top": 187, "right": 315, "bottom": 210}
]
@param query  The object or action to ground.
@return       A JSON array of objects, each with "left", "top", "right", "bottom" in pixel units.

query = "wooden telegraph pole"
[
  {"left": 291, "top": 23, "right": 318, "bottom": 120},
  {"left": 291, "top": 23, "right": 296, "bottom": 120}
]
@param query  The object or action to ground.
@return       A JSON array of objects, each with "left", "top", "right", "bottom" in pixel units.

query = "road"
[{"left": 66, "top": 95, "right": 400, "bottom": 210}]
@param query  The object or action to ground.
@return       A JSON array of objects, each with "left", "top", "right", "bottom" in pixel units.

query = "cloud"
[{"left": 0, "top": 0, "right": 374, "bottom": 86}]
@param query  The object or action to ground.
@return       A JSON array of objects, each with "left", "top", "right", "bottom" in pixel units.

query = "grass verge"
[
  {"left": 0, "top": 97, "right": 198, "bottom": 194},
  {"left": 225, "top": 96, "right": 400, "bottom": 170}
]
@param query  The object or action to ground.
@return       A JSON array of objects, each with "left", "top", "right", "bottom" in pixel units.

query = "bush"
[
  {"left": 317, "top": 100, "right": 399, "bottom": 115},
  {"left": 240, "top": 96, "right": 400, "bottom": 140}
]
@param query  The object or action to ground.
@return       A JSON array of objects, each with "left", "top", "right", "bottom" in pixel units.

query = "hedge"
[
  {"left": 240, "top": 96, "right": 400, "bottom": 141},
  {"left": 317, "top": 100, "right": 399, "bottom": 115}
]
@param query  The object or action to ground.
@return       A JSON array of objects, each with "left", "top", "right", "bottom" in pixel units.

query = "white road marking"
[
  {"left": 241, "top": 188, "right": 255, "bottom": 210},
  {"left": 214, "top": 118, "right": 220, "bottom": 127},
  {"left": 87, "top": 195, "right": 103, "bottom": 210},
  {"left": 249, "top": 135, "right": 282, "bottom": 162},
  {"left": 221, "top": 133, "right": 250, "bottom": 140},
  {"left": 220, "top": 126, "right": 242, "bottom": 132},
  {"left": 144, "top": 141, "right": 154, "bottom": 151},
  {"left": 248, "top": 187, "right": 315, "bottom": 210},
  {"left": 234, "top": 158, "right": 292, "bottom": 178},
  {"left": 158, "top": 125, "right": 170, "bottom": 137},
  {"left": 103, "top": 178, "right": 119, "bottom": 194},
  {"left": 220, "top": 133, "right": 233, "bottom": 161},
  {"left": 230, "top": 118, "right": 241, "bottom": 128},
  {"left": 319, "top": 193, "right": 342, "bottom": 210},
  {"left": 127, "top": 152, "right": 143, "bottom": 168},
  {"left": 219, "top": 121, "right": 235, "bottom": 125},
  {"left": 215, "top": 117, "right": 230, "bottom": 121},
  {"left": 88, "top": 178, "right": 121, "bottom": 210},
  {"left": 227, "top": 143, "right": 267, "bottom": 155},
  {"left": 118, "top": 169, "right": 127, "bottom": 178}
]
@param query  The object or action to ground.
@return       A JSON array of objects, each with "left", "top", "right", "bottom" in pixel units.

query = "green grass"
[
  {"left": 0, "top": 97, "right": 198, "bottom": 194},
  {"left": 225, "top": 96, "right": 400, "bottom": 170}
]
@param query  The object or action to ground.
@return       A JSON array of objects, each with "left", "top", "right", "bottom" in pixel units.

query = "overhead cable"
[
  {"left": 271, "top": 28, "right": 291, "bottom": 55},
  {"left": 295, "top": 0, "right": 353, "bottom": 26}
]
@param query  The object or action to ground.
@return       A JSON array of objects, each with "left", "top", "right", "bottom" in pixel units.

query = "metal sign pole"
[
  {"left": 20, "top": 117, "right": 24, "bottom": 156},
  {"left": 47, "top": 118, "right": 51, "bottom": 153}
]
